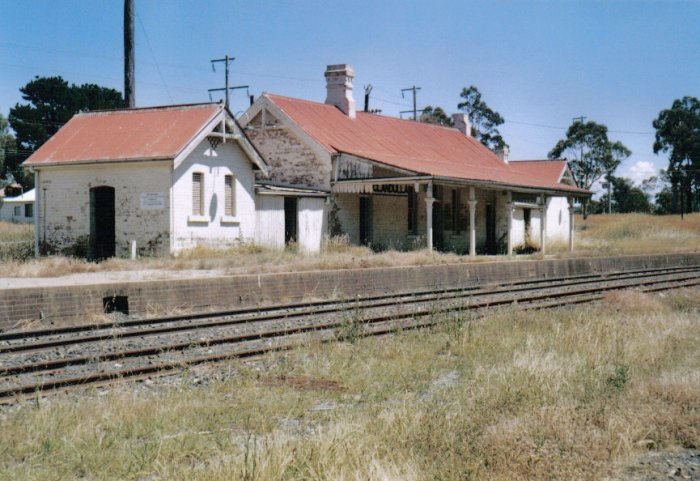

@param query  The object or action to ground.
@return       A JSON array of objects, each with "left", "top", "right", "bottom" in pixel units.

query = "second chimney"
[
  {"left": 452, "top": 113, "right": 472, "bottom": 137},
  {"left": 325, "top": 64, "right": 356, "bottom": 119},
  {"left": 495, "top": 146, "right": 510, "bottom": 163}
]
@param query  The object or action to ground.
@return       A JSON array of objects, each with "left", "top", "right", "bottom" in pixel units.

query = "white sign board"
[{"left": 140, "top": 192, "right": 166, "bottom": 210}]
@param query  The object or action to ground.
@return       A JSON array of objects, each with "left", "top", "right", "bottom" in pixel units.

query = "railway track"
[{"left": 0, "top": 265, "right": 698, "bottom": 402}]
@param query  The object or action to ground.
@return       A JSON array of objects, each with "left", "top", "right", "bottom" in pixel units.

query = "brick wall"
[
  {"left": 2, "top": 253, "right": 698, "bottom": 330},
  {"left": 36, "top": 161, "right": 172, "bottom": 257},
  {"left": 246, "top": 111, "right": 331, "bottom": 190}
]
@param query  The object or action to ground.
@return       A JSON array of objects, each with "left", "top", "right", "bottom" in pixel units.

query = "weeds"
[{"left": 2, "top": 288, "right": 698, "bottom": 480}]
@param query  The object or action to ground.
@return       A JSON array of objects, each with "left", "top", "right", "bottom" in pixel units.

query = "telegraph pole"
[
  {"left": 124, "top": 0, "right": 135, "bottom": 108},
  {"left": 209, "top": 55, "right": 249, "bottom": 109},
  {"left": 401, "top": 86, "right": 421, "bottom": 120}
]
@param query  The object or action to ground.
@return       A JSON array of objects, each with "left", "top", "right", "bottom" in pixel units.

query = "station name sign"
[{"left": 372, "top": 184, "right": 408, "bottom": 195}]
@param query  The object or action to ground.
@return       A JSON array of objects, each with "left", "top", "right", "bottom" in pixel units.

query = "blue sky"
[{"left": 1, "top": 0, "right": 699, "bottom": 187}]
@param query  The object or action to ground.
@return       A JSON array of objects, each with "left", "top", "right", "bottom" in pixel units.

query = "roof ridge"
[
  {"left": 510, "top": 159, "right": 565, "bottom": 163},
  {"left": 78, "top": 102, "right": 222, "bottom": 116},
  {"left": 265, "top": 92, "right": 467, "bottom": 133}
]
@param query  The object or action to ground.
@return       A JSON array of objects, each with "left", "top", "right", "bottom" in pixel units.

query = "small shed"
[
  {"left": 23, "top": 103, "right": 270, "bottom": 258},
  {"left": 0, "top": 189, "right": 35, "bottom": 223}
]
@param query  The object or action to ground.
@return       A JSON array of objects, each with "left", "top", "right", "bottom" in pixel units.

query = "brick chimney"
[
  {"left": 452, "top": 113, "right": 472, "bottom": 137},
  {"left": 325, "top": 64, "right": 356, "bottom": 119}
]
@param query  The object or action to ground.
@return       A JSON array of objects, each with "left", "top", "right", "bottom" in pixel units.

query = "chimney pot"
[
  {"left": 452, "top": 113, "right": 471, "bottom": 137},
  {"left": 325, "top": 64, "right": 356, "bottom": 119}
]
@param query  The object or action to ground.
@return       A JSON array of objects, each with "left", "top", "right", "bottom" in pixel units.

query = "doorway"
[
  {"left": 90, "top": 186, "right": 116, "bottom": 259},
  {"left": 485, "top": 204, "right": 496, "bottom": 254},
  {"left": 359, "top": 196, "right": 372, "bottom": 246},
  {"left": 284, "top": 197, "right": 298, "bottom": 244},
  {"left": 523, "top": 208, "right": 532, "bottom": 242}
]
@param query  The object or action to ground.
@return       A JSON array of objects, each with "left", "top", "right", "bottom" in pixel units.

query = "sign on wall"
[{"left": 140, "top": 192, "right": 166, "bottom": 210}]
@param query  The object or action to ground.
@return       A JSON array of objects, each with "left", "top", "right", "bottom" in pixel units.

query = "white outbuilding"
[
  {"left": 23, "top": 103, "right": 327, "bottom": 258},
  {"left": 0, "top": 188, "right": 35, "bottom": 223}
]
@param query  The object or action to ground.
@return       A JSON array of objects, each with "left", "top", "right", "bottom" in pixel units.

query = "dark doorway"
[
  {"left": 359, "top": 196, "right": 372, "bottom": 246},
  {"left": 284, "top": 197, "right": 298, "bottom": 244},
  {"left": 90, "top": 186, "right": 116, "bottom": 259},
  {"left": 523, "top": 208, "right": 532, "bottom": 242},
  {"left": 432, "top": 186, "right": 445, "bottom": 251},
  {"left": 432, "top": 203, "right": 445, "bottom": 251},
  {"left": 485, "top": 204, "right": 497, "bottom": 254}
]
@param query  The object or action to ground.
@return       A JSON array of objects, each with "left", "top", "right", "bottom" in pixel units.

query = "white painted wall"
[
  {"left": 35, "top": 162, "right": 171, "bottom": 256},
  {"left": 171, "top": 141, "right": 257, "bottom": 252},
  {"left": 545, "top": 196, "right": 570, "bottom": 242},
  {"left": 0, "top": 201, "right": 34, "bottom": 223},
  {"left": 298, "top": 197, "right": 326, "bottom": 253},
  {"left": 254, "top": 195, "right": 326, "bottom": 253},
  {"left": 255, "top": 195, "right": 285, "bottom": 249}
]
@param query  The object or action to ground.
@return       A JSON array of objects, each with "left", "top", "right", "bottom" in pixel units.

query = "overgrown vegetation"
[
  {"left": 0, "top": 220, "right": 33, "bottom": 261},
  {"left": 1, "top": 289, "right": 698, "bottom": 480},
  {"left": 1, "top": 214, "right": 699, "bottom": 277},
  {"left": 571, "top": 212, "right": 700, "bottom": 255}
]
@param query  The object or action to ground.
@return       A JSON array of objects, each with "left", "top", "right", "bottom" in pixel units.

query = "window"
[
  {"left": 24, "top": 204, "right": 33, "bottom": 218},
  {"left": 224, "top": 175, "right": 235, "bottom": 217},
  {"left": 192, "top": 172, "right": 204, "bottom": 216},
  {"left": 407, "top": 186, "right": 418, "bottom": 234},
  {"left": 13, "top": 206, "right": 21, "bottom": 216}
]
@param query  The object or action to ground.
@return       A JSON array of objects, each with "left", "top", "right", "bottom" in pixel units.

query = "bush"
[
  {"left": 513, "top": 240, "right": 540, "bottom": 255},
  {"left": 0, "top": 240, "right": 34, "bottom": 261}
]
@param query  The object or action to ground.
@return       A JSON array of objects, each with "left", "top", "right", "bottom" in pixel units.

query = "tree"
[
  {"left": 457, "top": 86, "right": 508, "bottom": 151},
  {"left": 419, "top": 105, "right": 453, "bottom": 126},
  {"left": 548, "top": 120, "right": 629, "bottom": 218},
  {"left": 652, "top": 96, "right": 700, "bottom": 217},
  {"left": 594, "top": 176, "right": 651, "bottom": 214},
  {"left": 8, "top": 76, "right": 124, "bottom": 188},
  {"left": 604, "top": 141, "right": 631, "bottom": 213},
  {"left": 0, "top": 113, "right": 17, "bottom": 177}
]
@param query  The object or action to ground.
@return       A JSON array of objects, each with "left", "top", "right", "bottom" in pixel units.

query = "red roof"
[
  {"left": 508, "top": 160, "right": 569, "bottom": 184},
  {"left": 24, "top": 103, "right": 221, "bottom": 166},
  {"left": 266, "top": 94, "right": 588, "bottom": 194}
]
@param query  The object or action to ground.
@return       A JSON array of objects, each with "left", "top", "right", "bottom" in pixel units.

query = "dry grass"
[
  {"left": 0, "top": 220, "right": 33, "bottom": 242},
  {"left": 1, "top": 288, "right": 699, "bottom": 480},
  {"left": 573, "top": 213, "right": 700, "bottom": 255},
  {"left": 1, "top": 214, "right": 699, "bottom": 277}
]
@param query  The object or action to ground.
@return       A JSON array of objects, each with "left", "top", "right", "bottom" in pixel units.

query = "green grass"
[{"left": 1, "top": 288, "right": 698, "bottom": 480}]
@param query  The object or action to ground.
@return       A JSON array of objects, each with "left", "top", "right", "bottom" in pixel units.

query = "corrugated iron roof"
[
  {"left": 24, "top": 103, "right": 222, "bottom": 166},
  {"left": 508, "top": 160, "right": 569, "bottom": 184},
  {"left": 266, "top": 94, "right": 588, "bottom": 195}
]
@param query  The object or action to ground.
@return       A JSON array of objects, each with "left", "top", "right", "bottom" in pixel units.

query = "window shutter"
[
  {"left": 192, "top": 172, "right": 203, "bottom": 215},
  {"left": 224, "top": 175, "right": 235, "bottom": 217}
]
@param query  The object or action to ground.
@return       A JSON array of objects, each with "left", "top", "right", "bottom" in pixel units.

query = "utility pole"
[
  {"left": 124, "top": 0, "right": 135, "bottom": 108},
  {"left": 572, "top": 115, "right": 588, "bottom": 216},
  {"left": 401, "top": 86, "right": 421, "bottom": 120},
  {"left": 209, "top": 55, "right": 249, "bottom": 109}
]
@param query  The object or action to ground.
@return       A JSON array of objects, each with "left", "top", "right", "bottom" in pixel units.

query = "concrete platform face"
[{"left": 1, "top": 253, "right": 699, "bottom": 330}]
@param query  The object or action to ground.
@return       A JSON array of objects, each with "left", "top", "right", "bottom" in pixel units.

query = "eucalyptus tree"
[
  {"left": 653, "top": 96, "right": 700, "bottom": 216},
  {"left": 548, "top": 120, "right": 628, "bottom": 218},
  {"left": 457, "top": 86, "right": 508, "bottom": 151}
]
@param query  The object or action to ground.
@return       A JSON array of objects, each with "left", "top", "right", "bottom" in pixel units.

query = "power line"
[{"left": 136, "top": 11, "right": 173, "bottom": 103}]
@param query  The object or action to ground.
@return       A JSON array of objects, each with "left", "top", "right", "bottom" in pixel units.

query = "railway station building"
[
  {"left": 242, "top": 64, "right": 590, "bottom": 255},
  {"left": 23, "top": 63, "right": 589, "bottom": 259}
]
